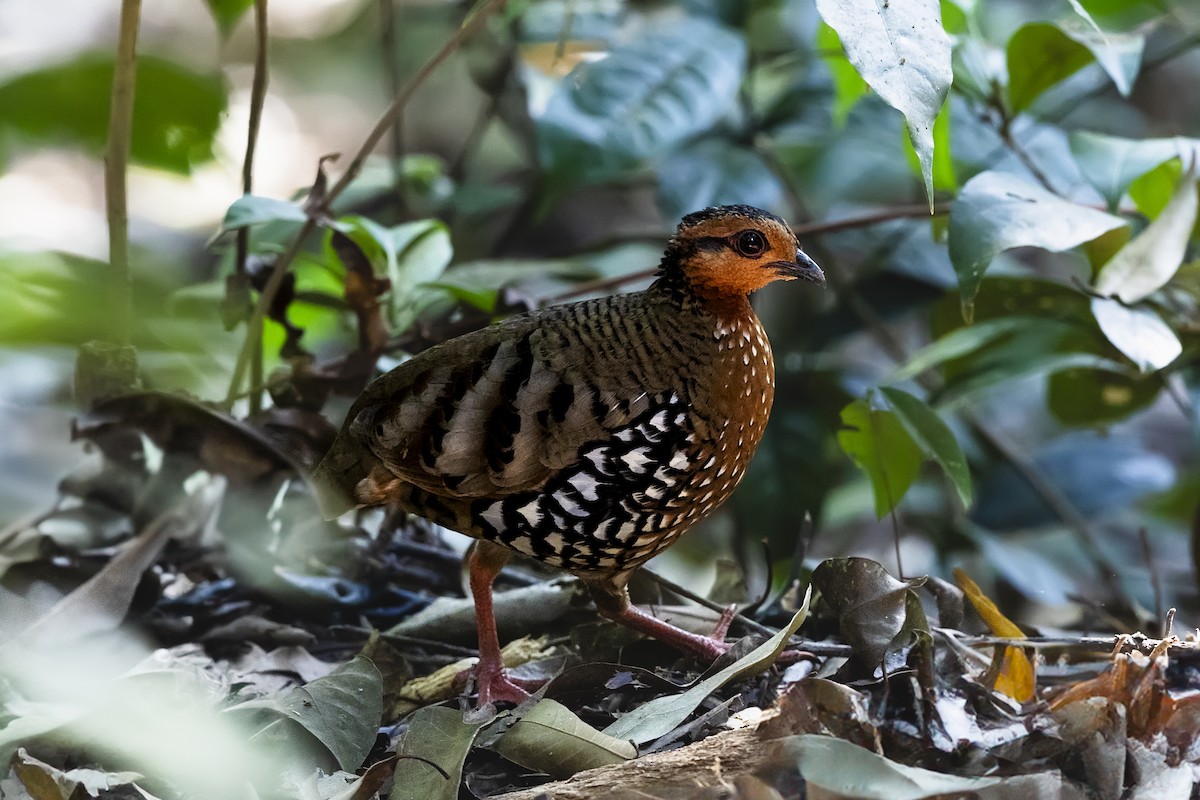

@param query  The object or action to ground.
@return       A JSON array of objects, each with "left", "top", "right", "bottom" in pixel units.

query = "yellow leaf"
[
  {"left": 954, "top": 568, "right": 1023, "bottom": 638},
  {"left": 954, "top": 568, "right": 1035, "bottom": 703}
]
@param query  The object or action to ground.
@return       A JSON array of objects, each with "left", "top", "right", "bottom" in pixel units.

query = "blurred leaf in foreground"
[{"left": 0, "top": 53, "right": 226, "bottom": 173}]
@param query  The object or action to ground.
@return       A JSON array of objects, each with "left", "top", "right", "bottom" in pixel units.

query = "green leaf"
[
  {"left": 1091, "top": 297, "right": 1181, "bottom": 373},
  {"left": 817, "top": 22, "right": 870, "bottom": 127},
  {"left": 391, "top": 707, "right": 489, "bottom": 800},
  {"left": 1047, "top": 368, "right": 1159, "bottom": 426},
  {"left": 335, "top": 217, "right": 455, "bottom": 334},
  {"left": 1094, "top": 167, "right": 1198, "bottom": 302},
  {"left": 221, "top": 195, "right": 308, "bottom": 233},
  {"left": 879, "top": 387, "right": 972, "bottom": 507},
  {"left": 1129, "top": 159, "right": 1185, "bottom": 220},
  {"left": 1006, "top": 22, "right": 1143, "bottom": 113},
  {"left": 837, "top": 399, "right": 922, "bottom": 518},
  {"left": 815, "top": 0, "right": 952, "bottom": 205},
  {"left": 1069, "top": 132, "right": 1200, "bottom": 211},
  {"left": 1006, "top": 24, "right": 1091, "bottom": 113},
  {"left": 537, "top": 16, "right": 746, "bottom": 189},
  {"left": 948, "top": 171, "right": 1127, "bottom": 317},
  {"left": 203, "top": 0, "right": 254, "bottom": 37},
  {"left": 275, "top": 655, "right": 383, "bottom": 771},
  {"left": 0, "top": 54, "right": 226, "bottom": 173},
  {"left": 890, "top": 316, "right": 1035, "bottom": 382},
  {"left": 940, "top": 0, "right": 973, "bottom": 35},
  {"left": 776, "top": 735, "right": 1000, "bottom": 799},
  {"left": 602, "top": 598, "right": 810, "bottom": 745},
  {"left": 494, "top": 699, "right": 635, "bottom": 779},
  {"left": 656, "top": 141, "right": 787, "bottom": 223}
]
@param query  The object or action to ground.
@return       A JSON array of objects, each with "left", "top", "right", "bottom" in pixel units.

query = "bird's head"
[{"left": 659, "top": 205, "right": 824, "bottom": 299}]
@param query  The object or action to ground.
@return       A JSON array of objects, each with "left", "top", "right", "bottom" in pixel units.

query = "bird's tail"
[{"left": 308, "top": 445, "right": 367, "bottom": 520}]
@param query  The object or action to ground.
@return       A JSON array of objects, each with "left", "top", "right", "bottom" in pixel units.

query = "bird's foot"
[{"left": 463, "top": 661, "right": 541, "bottom": 707}]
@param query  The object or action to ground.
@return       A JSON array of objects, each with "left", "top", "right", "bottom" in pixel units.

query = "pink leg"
[
  {"left": 467, "top": 541, "right": 534, "bottom": 706},
  {"left": 586, "top": 579, "right": 734, "bottom": 661},
  {"left": 587, "top": 580, "right": 809, "bottom": 666}
]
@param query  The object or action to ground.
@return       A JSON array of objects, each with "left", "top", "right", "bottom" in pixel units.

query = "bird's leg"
[
  {"left": 585, "top": 578, "right": 733, "bottom": 661},
  {"left": 466, "top": 540, "right": 535, "bottom": 706}
]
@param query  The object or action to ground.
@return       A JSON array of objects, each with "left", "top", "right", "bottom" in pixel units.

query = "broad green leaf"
[
  {"left": 657, "top": 141, "right": 786, "bottom": 223},
  {"left": 940, "top": 0, "right": 973, "bottom": 35},
  {"left": 1007, "top": 24, "right": 1093, "bottom": 113},
  {"left": 1068, "top": 132, "right": 1200, "bottom": 211},
  {"left": 221, "top": 195, "right": 308, "bottom": 233},
  {"left": 336, "top": 217, "right": 454, "bottom": 334},
  {"left": 391, "top": 707, "right": 489, "bottom": 800},
  {"left": 1047, "top": 368, "right": 1159, "bottom": 427},
  {"left": 387, "top": 222, "right": 454, "bottom": 332},
  {"left": 494, "top": 699, "right": 635, "bottom": 778},
  {"left": 1094, "top": 167, "right": 1198, "bottom": 302},
  {"left": 275, "top": 655, "right": 383, "bottom": 771},
  {"left": 204, "top": 0, "right": 254, "bottom": 37},
  {"left": 778, "top": 735, "right": 1000, "bottom": 798},
  {"left": 837, "top": 399, "right": 921, "bottom": 518},
  {"left": 602, "top": 597, "right": 810, "bottom": 745},
  {"left": 891, "top": 316, "right": 1037, "bottom": 382},
  {"left": 817, "top": 23, "right": 869, "bottom": 126},
  {"left": 815, "top": 0, "right": 951, "bottom": 205},
  {"left": 537, "top": 16, "right": 746, "bottom": 189},
  {"left": 948, "top": 171, "right": 1127, "bottom": 317},
  {"left": 1091, "top": 298, "right": 1181, "bottom": 372},
  {"left": 879, "top": 387, "right": 972, "bottom": 507},
  {"left": 1129, "top": 159, "right": 1185, "bottom": 220},
  {"left": 1007, "top": 22, "right": 1142, "bottom": 113},
  {"left": 0, "top": 54, "right": 225, "bottom": 173},
  {"left": 943, "top": 351, "right": 1128, "bottom": 406}
]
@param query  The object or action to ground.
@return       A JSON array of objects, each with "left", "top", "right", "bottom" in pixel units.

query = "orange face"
[{"left": 671, "top": 209, "right": 824, "bottom": 298}]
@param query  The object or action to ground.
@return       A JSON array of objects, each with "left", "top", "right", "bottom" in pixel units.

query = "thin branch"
[
  {"left": 225, "top": 0, "right": 508, "bottom": 408},
  {"left": 379, "top": 0, "right": 407, "bottom": 210},
  {"left": 325, "top": 0, "right": 508, "bottom": 207},
  {"left": 104, "top": 0, "right": 142, "bottom": 346},
  {"left": 643, "top": 568, "right": 850, "bottom": 656},
  {"left": 239, "top": 0, "right": 270, "bottom": 414}
]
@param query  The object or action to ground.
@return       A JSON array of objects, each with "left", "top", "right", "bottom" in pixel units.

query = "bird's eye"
[{"left": 733, "top": 230, "right": 767, "bottom": 257}]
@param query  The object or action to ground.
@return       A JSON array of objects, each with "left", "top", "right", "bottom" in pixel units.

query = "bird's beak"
[{"left": 775, "top": 249, "right": 825, "bottom": 285}]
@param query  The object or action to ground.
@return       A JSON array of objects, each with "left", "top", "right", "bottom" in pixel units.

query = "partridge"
[{"left": 312, "top": 205, "right": 824, "bottom": 705}]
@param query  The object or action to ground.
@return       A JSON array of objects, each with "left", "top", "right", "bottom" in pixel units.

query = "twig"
[
  {"left": 642, "top": 568, "right": 849, "bottom": 657},
  {"left": 379, "top": 0, "right": 407, "bottom": 210},
  {"left": 104, "top": 0, "right": 142, "bottom": 346},
  {"left": 224, "top": 0, "right": 509, "bottom": 408},
  {"left": 324, "top": 0, "right": 508, "bottom": 206},
  {"left": 792, "top": 203, "right": 948, "bottom": 238},
  {"left": 238, "top": 0, "right": 270, "bottom": 414}
]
